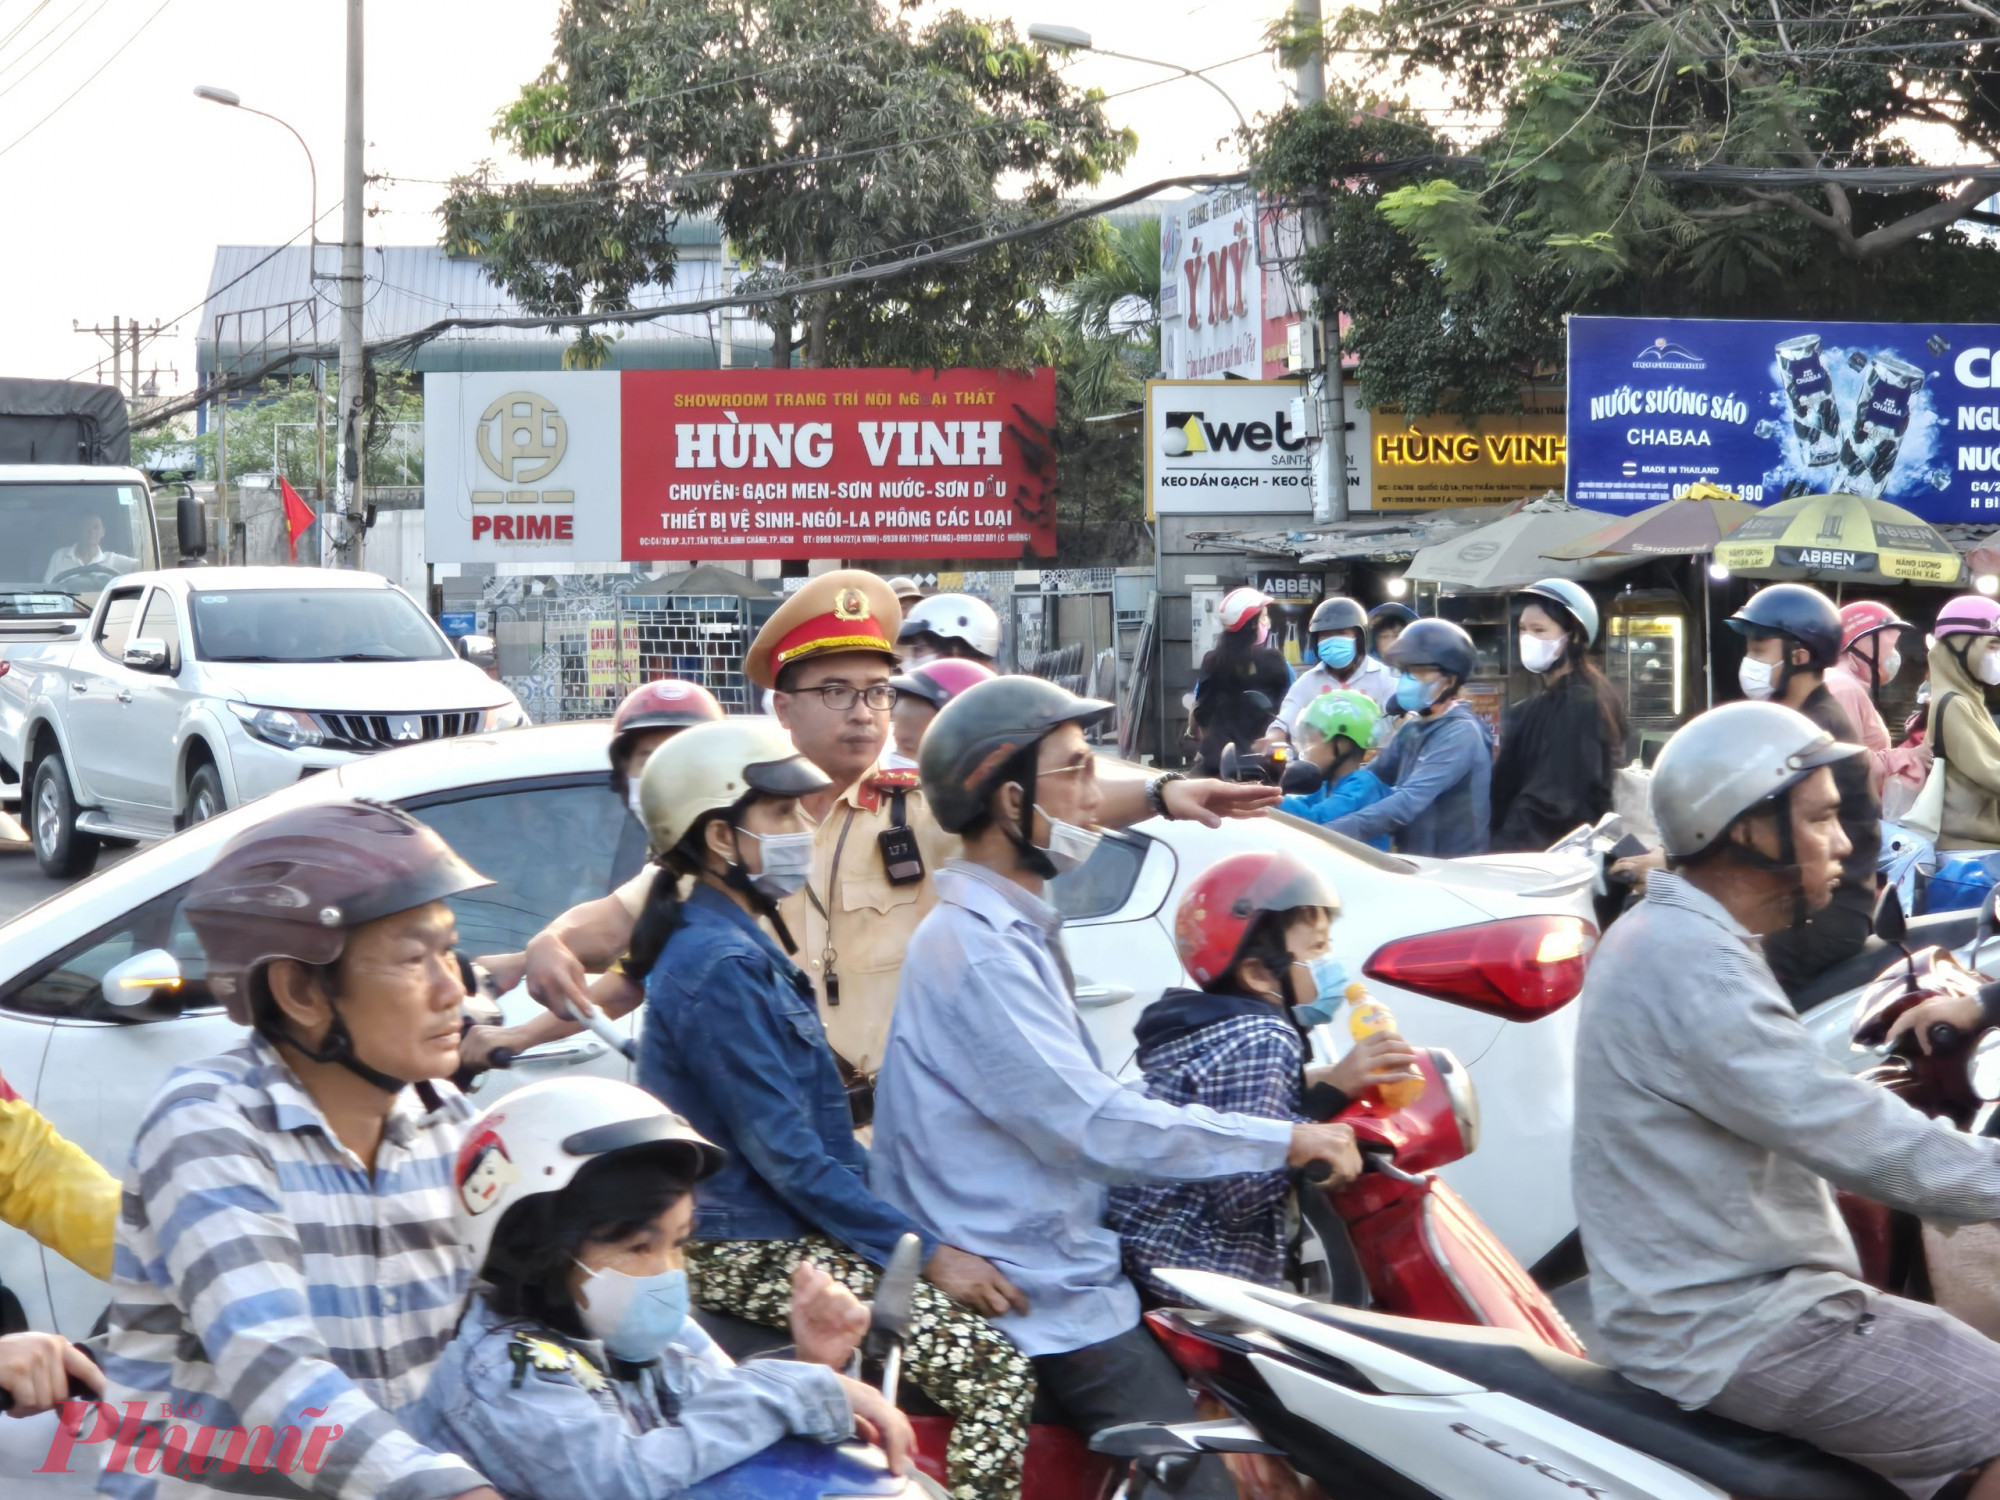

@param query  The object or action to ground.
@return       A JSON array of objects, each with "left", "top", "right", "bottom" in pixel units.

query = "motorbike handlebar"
[
  {"left": 0, "top": 1377, "right": 99, "bottom": 1413},
  {"left": 1931, "top": 1021, "right": 1965, "bottom": 1054}
]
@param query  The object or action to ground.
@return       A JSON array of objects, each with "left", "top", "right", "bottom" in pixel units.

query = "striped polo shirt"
[{"left": 98, "top": 1034, "right": 485, "bottom": 1500}]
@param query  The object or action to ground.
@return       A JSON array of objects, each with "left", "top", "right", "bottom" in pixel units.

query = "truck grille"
[{"left": 312, "top": 710, "right": 485, "bottom": 752}]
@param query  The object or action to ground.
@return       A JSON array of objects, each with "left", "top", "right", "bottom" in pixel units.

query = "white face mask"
[
  {"left": 1519, "top": 633, "right": 1565, "bottom": 675},
  {"left": 626, "top": 782, "right": 646, "bottom": 824},
  {"left": 742, "top": 828, "right": 815, "bottom": 900},
  {"left": 1979, "top": 647, "right": 2000, "bottom": 687},
  {"left": 1036, "top": 810, "right": 1103, "bottom": 876},
  {"left": 1739, "top": 657, "right": 1779, "bottom": 701},
  {"left": 1873, "top": 648, "right": 1903, "bottom": 688}
]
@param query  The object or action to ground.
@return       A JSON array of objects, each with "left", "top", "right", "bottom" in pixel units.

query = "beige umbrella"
[{"left": 1406, "top": 493, "right": 1632, "bottom": 588}]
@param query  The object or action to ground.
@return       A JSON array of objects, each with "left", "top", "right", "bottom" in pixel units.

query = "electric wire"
[{"left": 0, "top": 0, "right": 174, "bottom": 161}]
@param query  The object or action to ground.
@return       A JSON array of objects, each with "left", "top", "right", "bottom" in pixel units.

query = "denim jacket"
[
  {"left": 640, "top": 885, "right": 933, "bottom": 1265},
  {"left": 405, "top": 1294, "right": 851, "bottom": 1500}
]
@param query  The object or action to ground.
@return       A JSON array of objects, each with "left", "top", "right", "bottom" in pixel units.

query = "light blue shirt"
[{"left": 869, "top": 861, "right": 1293, "bottom": 1357}]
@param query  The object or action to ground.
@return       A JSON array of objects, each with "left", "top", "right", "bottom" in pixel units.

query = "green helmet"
[{"left": 1295, "top": 689, "right": 1381, "bottom": 753}]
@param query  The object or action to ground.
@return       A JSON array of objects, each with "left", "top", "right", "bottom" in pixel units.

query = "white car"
[
  {"left": 0, "top": 722, "right": 1596, "bottom": 1337},
  {"left": 0, "top": 566, "right": 527, "bottom": 879}
]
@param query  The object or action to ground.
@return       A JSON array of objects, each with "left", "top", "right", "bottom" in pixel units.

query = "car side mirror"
[
  {"left": 123, "top": 638, "right": 171, "bottom": 673},
  {"left": 1875, "top": 885, "right": 1909, "bottom": 944},
  {"left": 176, "top": 492, "right": 208, "bottom": 561},
  {"left": 101, "top": 949, "right": 182, "bottom": 1008}
]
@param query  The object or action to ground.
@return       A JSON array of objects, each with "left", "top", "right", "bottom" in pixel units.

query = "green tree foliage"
[
  {"left": 441, "top": 0, "right": 1134, "bottom": 370},
  {"left": 1261, "top": 2, "right": 2000, "bottom": 416}
]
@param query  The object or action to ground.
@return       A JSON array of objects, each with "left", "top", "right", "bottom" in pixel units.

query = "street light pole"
[
  {"left": 336, "top": 0, "right": 365, "bottom": 569},
  {"left": 1025, "top": 25, "right": 1249, "bottom": 134}
]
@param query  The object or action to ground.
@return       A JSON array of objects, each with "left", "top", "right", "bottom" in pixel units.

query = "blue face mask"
[
  {"left": 574, "top": 1263, "right": 690, "bottom": 1363},
  {"left": 1396, "top": 673, "right": 1441, "bottom": 712},
  {"left": 1316, "top": 636, "right": 1357, "bottom": 671},
  {"left": 1291, "top": 954, "right": 1348, "bottom": 1028}
]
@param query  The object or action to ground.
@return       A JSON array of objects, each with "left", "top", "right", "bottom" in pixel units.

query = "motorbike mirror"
[
  {"left": 1973, "top": 1031, "right": 2000, "bottom": 1103},
  {"left": 101, "top": 949, "right": 182, "bottom": 1008},
  {"left": 1874, "top": 885, "right": 1909, "bottom": 945}
]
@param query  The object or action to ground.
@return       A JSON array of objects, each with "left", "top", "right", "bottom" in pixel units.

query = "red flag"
[{"left": 279, "top": 478, "right": 317, "bottom": 563}]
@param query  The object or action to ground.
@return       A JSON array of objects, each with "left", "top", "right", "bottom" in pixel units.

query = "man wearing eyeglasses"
[{"left": 510, "top": 570, "right": 1277, "bottom": 1111}]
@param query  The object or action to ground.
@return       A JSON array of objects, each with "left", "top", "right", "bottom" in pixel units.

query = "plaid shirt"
[
  {"left": 98, "top": 1034, "right": 484, "bottom": 1500},
  {"left": 1106, "top": 1003, "right": 1304, "bottom": 1303}
]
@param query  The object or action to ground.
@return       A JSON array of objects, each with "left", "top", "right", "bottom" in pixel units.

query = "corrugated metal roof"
[{"left": 198, "top": 235, "right": 767, "bottom": 375}]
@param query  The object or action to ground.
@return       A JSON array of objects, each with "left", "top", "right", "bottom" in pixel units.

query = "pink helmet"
[
  {"left": 889, "top": 658, "right": 996, "bottom": 709},
  {"left": 1934, "top": 595, "right": 2000, "bottom": 640}
]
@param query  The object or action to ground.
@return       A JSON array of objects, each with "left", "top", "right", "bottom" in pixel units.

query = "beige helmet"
[{"left": 637, "top": 717, "right": 831, "bottom": 856}]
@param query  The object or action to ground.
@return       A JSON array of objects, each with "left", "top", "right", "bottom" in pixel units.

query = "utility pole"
[
  {"left": 334, "top": 0, "right": 365, "bottom": 569},
  {"left": 1294, "top": 0, "right": 1349, "bottom": 524},
  {"left": 75, "top": 316, "right": 172, "bottom": 402}
]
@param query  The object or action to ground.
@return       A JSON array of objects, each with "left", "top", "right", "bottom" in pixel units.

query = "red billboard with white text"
[{"left": 621, "top": 367, "right": 1056, "bottom": 558}]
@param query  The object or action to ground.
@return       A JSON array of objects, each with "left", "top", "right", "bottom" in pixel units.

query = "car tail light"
[
  {"left": 1144, "top": 1309, "right": 1256, "bottom": 1386},
  {"left": 1362, "top": 914, "right": 1597, "bottom": 1020}
]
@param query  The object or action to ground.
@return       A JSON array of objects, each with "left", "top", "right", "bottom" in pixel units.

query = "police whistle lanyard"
[{"left": 804, "top": 805, "right": 858, "bottom": 1006}]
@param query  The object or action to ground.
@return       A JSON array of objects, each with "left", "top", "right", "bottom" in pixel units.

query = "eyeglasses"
[
  {"left": 1040, "top": 753, "right": 1098, "bottom": 782},
  {"left": 794, "top": 682, "right": 898, "bottom": 712}
]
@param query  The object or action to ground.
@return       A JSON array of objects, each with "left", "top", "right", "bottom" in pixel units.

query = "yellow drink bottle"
[{"left": 1347, "top": 983, "right": 1425, "bottom": 1110}]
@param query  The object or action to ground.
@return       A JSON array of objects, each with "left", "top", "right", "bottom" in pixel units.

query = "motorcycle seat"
[
  {"left": 1787, "top": 909, "right": 1984, "bottom": 1010},
  {"left": 1289, "top": 1303, "right": 1900, "bottom": 1500}
]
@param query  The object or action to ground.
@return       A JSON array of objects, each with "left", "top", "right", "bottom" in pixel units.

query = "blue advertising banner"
[{"left": 1567, "top": 315, "right": 2000, "bottom": 522}]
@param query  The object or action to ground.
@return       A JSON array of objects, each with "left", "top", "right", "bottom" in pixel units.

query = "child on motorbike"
[
  {"left": 1108, "top": 850, "right": 1419, "bottom": 1304},
  {"left": 408, "top": 1076, "right": 913, "bottom": 1499},
  {"left": 1277, "top": 690, "right": 1390, "bottom": 849}
]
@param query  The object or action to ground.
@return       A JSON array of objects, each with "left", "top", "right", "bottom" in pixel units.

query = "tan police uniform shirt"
[{"left": 777, "top": 765, "right": 960, "bottom": 1076}]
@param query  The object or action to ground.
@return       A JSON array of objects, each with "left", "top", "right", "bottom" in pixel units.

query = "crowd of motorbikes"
[{"left": 646, "top": 816, "right": 2000, "bottom": 1500}]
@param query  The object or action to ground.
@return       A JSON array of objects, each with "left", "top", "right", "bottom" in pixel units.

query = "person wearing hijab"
[
  {"left": 1488, "top": 580, "right": 1628, "bottom": 853},
  {"left": 1925, "top": 595, "right": 2000, "bottom": 850}
]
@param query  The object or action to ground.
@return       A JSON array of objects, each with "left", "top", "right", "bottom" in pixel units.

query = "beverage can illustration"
[
  {"left": 1775, "top": 334, "right": 1841, "bottom": 466},
  {"left": 1839, "top": 353, "right": 1926, "bottom": 497}
]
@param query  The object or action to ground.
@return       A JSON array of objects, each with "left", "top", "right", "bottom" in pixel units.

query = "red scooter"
[{"left": 695, "top": 1043, "right": 1579, "bottom": 1499}]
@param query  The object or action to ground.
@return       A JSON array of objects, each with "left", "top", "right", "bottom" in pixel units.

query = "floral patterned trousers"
[{"left": 687, "top": 1234, "right": 1034, "bottom": 1500}]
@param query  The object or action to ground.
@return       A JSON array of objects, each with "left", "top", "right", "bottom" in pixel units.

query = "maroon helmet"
[{"left": 185, "top": 799, "right": 491, "bottom": 1029}]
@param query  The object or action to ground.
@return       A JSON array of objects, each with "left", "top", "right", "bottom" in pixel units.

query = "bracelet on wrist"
[{"left": 1146, "top": 771, "right": 1187, "bottom": 820}]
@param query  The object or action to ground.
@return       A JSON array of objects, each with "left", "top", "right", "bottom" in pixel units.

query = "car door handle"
[
  {"left": 69, "top": 680, "right": 87, "bottom": 692},
  {"left": 1074, "top": 981, "right": 1136, "bottom": 1009},
  {"left": 513, "top": 1039, "right": 606, "bottom": 1065},
  {"left": 115, "top": 690, "right": 131, "bottom": 703}
]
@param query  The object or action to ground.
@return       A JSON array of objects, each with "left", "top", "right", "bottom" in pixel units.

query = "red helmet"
[
  {"left": 1838, "top": 599, "right": 1909, "bottom": 653},
  {"left": 1935, "top": 595, "right": 2000, "bottom": 640},
  {"left": 889, "top": 658, "right": 996, "bottom": 709},
  {"left": 1174, "top": 850, "right": 1342, "bottom": 987},
  {"left": 610, "top": 679, "right": 723, "bottom": 764}
]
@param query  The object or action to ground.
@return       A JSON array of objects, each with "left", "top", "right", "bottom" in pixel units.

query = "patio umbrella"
[
  {"left": 1405, "top": 493, "right": 1631, "bottom": 588},
  {"left": 1542, "top": 482, "right": 1762, "bottom": 562},
  {"left": 1712, "top": 491, "right": 1963, "bottom": 587}
]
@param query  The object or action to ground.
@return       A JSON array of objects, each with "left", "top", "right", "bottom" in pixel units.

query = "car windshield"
[
  {"left": 0, "top": 482, "right": 157, "bottom": 616},
  {"left": 189, "top": 588, "right": 452, "bottom": 663}
]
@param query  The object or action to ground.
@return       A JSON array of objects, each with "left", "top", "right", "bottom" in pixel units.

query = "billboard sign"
[
  {"left": 1568, "top": 315, "right": 2000, "bottom": 521},
  {"left": 1159, "top": 187, "right": 1264, "bottom": 381},
  {"left": 425, "top": 368, "right": 1058, "bottom": 562},
  {"left": 1366, "top": 396, "right": 1567, "bottom": 510},
  {"left": 1146, "top": 380, "right": 1326, "bottom": 517}
]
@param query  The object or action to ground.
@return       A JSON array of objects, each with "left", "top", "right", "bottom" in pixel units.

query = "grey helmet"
[{"left": 1650, "top": 701, "right": 1862, "bottom": 859}]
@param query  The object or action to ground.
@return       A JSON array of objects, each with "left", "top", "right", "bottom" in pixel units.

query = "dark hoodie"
[{"left": 1105, "top": 988, "right": 1312, "bottom": 1303}]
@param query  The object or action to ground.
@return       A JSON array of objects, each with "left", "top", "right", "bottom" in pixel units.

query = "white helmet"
[
  {"left": 453, "top": 1077, "right": 723, "bottom": 1273},
  {"left": 899, "top": 593, "right": 1001, "bottom": 660},
  {"left": 1217, "top": 587, "right": 1272, "bottom": 633},
  {"left": 637, "top": 717, "right": 830, "bottom": 856},
  {"left": 1650, "top": 701, "right": 1862, "bottom": 859}
]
